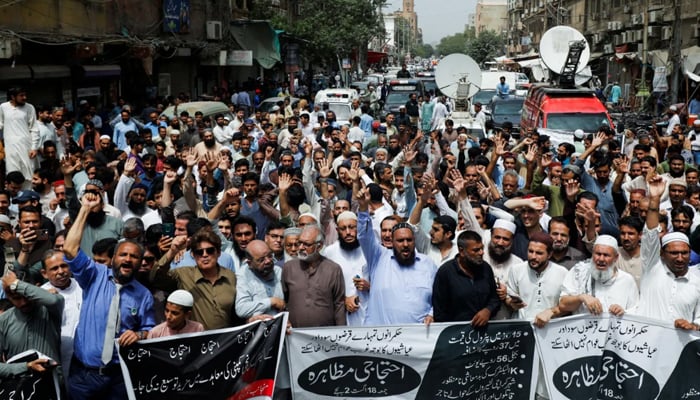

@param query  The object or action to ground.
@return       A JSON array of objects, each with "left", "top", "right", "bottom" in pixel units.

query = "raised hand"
[
  {"left": 265, "top": 145, "right": 275, "bottom": 161},
  {"left": 218, "top": 155, "right": 230, "bottom": 171},
  {"left": 356, "top": 184, "right": 371, "bottom": 211},
  {"left": 476, "top": 181, "right": 490, "bottom": 200},
  {"left": 591, "top": 132, "right": 606, "bottom": 148},
  {"left": 163, "top": 170, "right": 178, "bottom": 185},
  {"left": 540, "top": 153, "right": 553, "bottom": 169},
  {"left": 185, "top": 148, "right": 198, "bottom": 168},
  {"left": 613, "top": 155, "right": 629, "bottom": 174},
  {"left": 304, "top": 139, "right": 313, "bottom": 157},
  {"left": 278, "top": 173, "right": 293, "bottom": 192},
  {"left": 647, "top": 174, "right": 666, "bottom": 199},
  {"left": 81, "top": 192, "right": 101, "bottom": 209},
  {"left": 347, "top": 160, "right": 361, "bottom": 182},
  {"left": 316, "top": 158, "right": 331, "bottom": 178},
  {"left": 564, "top": 179, "right": 580, "bottom": 199},
  {"left": 60, "top": 157, "right": 80, "bottom": 176},
  {"left": 124, "top": 157, "right": 137, "bottom": 175},
  {"left": 205, "top": 153, "right": 218, "bottom": 172},
  {"left": 222, "top": 188, "right": 240, "bottom": 204},
  {"left": 525, "top": 143, "right": 538, "bottom": 163},
  {"left": 495, "top": 137, "right": 506, "bottom": 157},
  {"left": 403, "top": 145, "right": 417, "bottom": 165}
]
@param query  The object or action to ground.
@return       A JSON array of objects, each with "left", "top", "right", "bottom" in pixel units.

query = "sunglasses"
[
  {"left": 84, "top": 189, "right": 101, "bottom": 195},
  {"left": 193, "top": 247, "right": 216, "bottom": 257}
]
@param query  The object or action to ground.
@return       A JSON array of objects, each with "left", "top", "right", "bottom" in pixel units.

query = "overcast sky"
[{"left": 385, "top": 0, "right": 475, "bottom": 45}]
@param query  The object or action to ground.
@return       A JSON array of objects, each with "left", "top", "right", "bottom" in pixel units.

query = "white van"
[
  {"left": 481, "top": 71, "right": 529, "bottom": 96},
  {"left": 314, "top": 88, "right": 359, "bottom": 106}
]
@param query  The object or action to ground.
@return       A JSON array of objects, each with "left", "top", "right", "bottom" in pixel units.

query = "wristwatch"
[{"left": 10, "top": 280, "right": 19, "bottom": 292}]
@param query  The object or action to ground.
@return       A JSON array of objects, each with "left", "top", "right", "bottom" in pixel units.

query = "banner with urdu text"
[
  {"left": 535, "top": 313, "right": 700, "bottom": 400},
  {"left": 118, "top": 313, "right": 288, "bottom": 400},
  {"left": 287, "top": 321, "right": 538, "bottom": 400}
]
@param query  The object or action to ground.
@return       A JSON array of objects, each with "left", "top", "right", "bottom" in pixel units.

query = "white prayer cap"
[
  {"left": 661, "top": 232, "right": 690, "bottom": 247},
  {"left": 670, "top": 105, "right": 678, "bottom": 111},
  {"left": 99, "top": 134, "right": 111, "bottom": 141},
  {"left": 167, "top": 290, "right": 194, "bottom": 308},
  {"left": 492, "top": 219, "right": 516, "bottom": 234},
  {"left": 694, "top": 119, "right": 700, "bottom": 127},
  {"left": 170, "top": 129, "right": 181, "bottom": 136},
  {"left": 594, "top": 235, "right": 619, "bottom": 252},
  {"left": 336, "top": 211, "right": 357, "bottom": 223},
  {"left": 298, "top": 212, "right": 318, "bottom": 223},
  {"left": 574, "top": 129, "right": 585, "bottom": 140}
]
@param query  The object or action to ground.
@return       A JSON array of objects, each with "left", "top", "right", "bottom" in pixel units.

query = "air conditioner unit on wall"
[
  {"left": 206, "top": 21, "right": 222, "bottom": 40},
  {"left": 604, "top": 43, "right": 614, "bottom": 53},
  {"left": 624, "top": 4, "right": 631, "bottom": 13},
  {"left": 601, "top": 10, "right": 608, "bottom": 19},
  {"left": 648, "top": 26, "right": 662, "bottom": 37}
]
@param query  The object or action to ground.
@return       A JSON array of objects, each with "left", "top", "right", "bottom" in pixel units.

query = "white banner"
[
  {"left": 535, "top": 314, "right": 700, "bottom": 399},
  {"left": 287, "top": 321, "right": 538, "bottom": 400}
]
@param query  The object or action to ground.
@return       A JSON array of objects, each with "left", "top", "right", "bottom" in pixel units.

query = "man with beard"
[
  {"left": 235, "top": 240, "right": 285, "bottom": 320},
  {"left": 532, "top": 153, "right": 580, "bottom": 217},
  {"left": 0, "top": 269, "right": 62, "bottom": 379},
  {"left": 65, "top": 176, "right": 123, "bottom": 257},
  {"left": 548, "top": 235, "right": 638, "bottom": 322},
  {"left": 138, "top": 153, "right": 161, "bottom": 193},
  {"left": 483, "top": 219, "right": 523, "bottom": 320},
  {"left": 639, "top": 174, "right": 700, "bottom": 330},
  {"left": 193, "top": 129, "right": 221, "bottom": 160},
  {"left": 356, "top": 182, "right": 437, "bottom": 325},
  {"left": 0, "top": 88, "right": 40, "bottom": 188},
  {"left": 213, "top": 113, "right": 233, "bottom": 146},
  {"left": 152, "top": 229, "right": 237, "bottom": 330},
  {"left": 322, "top": 212, "right": 368, "bottom": 326},
  {"left": 505, "top": 232, "right": 567, "bottom": 400},
  {"left": 432, "top": 230, "right": 500, "bottom": 324},
  {"left": 549, "top": 217, "right": 586, "bottom": 269},
  {"left": 40, "top": 250, "right": 82, "bottom": 377},
  {"left": 36, "top": 105, "right": 56, "bottom": 155},
  {"left": 40, "top": 140, "right": 63, "bottom": 182},
  {"left": 47, "top": 181, "right": 69, "bottom": 231},
  {"left": 575, "top": 141, "right": 620, "bottom": 236},
  {"left": 114, "top": 158, "right": 150, "bottom": 221},
  {"left": 63, "top": 191, "right": 155, "bottom": 399},
  {"left": 32, "top": 168, "right": 54, "bottom": 215},
  {"left": 113, "top": 109, "right": 139, "bottom": 151},
  {"left": 409, "top": 183, "right": 458, "bottom": 266},
  {"left": 624, "top": 189, "right": 646, "bottom": 218},
  {"left": 282, "top": 224, "right": 346, "bottom": 327},
  {"left": 283, "top": 227, "right": 301, "bottom": 262},
  {"left": 661, "top": 178, "right": 692, "bottom": 218},
  {"left": 226, "top": 216, "right": 257, "bottom": 270}
]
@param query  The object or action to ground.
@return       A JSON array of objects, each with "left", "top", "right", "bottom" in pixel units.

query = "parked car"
[
  {"left": 489, "top": 96, "right": 525, "bottom": 131},
  {"left": 258, "top": 97, "right": 300, "bottom": 114},
  {"left": 161, "top": 101, "right": 233, "bottom": 121}
]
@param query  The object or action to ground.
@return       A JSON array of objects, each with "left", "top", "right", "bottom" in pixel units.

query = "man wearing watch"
[
  {"left": 0, "top": 270, "right": 63, "bottom": 379},
  {"left": 63, "top": 191, "right": 155, "bottom": 400}
]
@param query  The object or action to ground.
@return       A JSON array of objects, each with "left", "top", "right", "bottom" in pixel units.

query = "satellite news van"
[{"left": 519, "top": 26, "right": 613, "bottom": 143}]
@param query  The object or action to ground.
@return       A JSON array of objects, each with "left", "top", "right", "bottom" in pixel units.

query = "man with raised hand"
[
  {"left": 63, "top": 190, "right": 155, "bottom": 399},
  {"left": 638, "top": 174, "right": 700, "bottom": 330}
]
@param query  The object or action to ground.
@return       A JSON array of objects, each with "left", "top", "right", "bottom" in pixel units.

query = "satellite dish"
[
  {"left": 539, "top": 26, "right": 590, "bottom": 74},
  {"left": 575, "top": 65, "right": 593, "bottom": 86},
  {"left": 435, "top": 53, "right": 482, "bottom": 99}
]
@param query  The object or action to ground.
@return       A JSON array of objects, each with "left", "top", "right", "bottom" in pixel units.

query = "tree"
[
  {"left": 466, "top": 30, "right": 505, "bottom": 66},
  {"left": 269, "top": 0, "right": 387, "bottom": 67},
  {"left": 435, "top": 32, "right": 469, "bottom": 56},
  {"left": 414, "top": 43, "right": 434, "bottom": 58}
]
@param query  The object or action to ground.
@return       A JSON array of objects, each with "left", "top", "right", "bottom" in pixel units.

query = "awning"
[
  {"left": 0, "top": 65, "right": 31, "bottom": 81},
  {"left": 30, "top": 65, "right": 71, "bottom": 79},
  {"left": 82, "top": 65, "right": 121, "bottom": 78},
  {"left": 589, "top": 52, "right": 604, "bottom": 61},
  {"left": 517, "top": 58, "right": 543, "bottom": 68},
  {"left": 367, "top": 51, "right": 388, "bottom": 64},
  {"left": 230, "top": 21, "right": 282, "bottom": 69}
]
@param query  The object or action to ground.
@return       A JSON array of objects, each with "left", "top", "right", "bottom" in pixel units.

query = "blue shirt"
[
  {"left": 690, "top": 99, "right": 700, "bottom": 115},
  {"left": 578, "top": 167, "right": 620, "bottom": 237},
  {"left": 496, "top": 82, "right": 510, "bottom": 98},
  {"left": 113, "top": 119, "right": 139, "bottom": 150},
  {"left": 357, "top": 211, "right": 436, "bottom": 325},
  {"left": 170, "top": 249, "right": 236, "bottom": 271},
  {"left": 66, "top": 250, "right": 156, "bottom": 367},
  {"left": 360, "top": 113, "right": 374, "bottom": 137},
  {"left": 145, "top": 121, "right": 166, "bottom": 138}
]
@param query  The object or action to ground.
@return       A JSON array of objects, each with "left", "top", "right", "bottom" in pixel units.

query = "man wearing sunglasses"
[{"left": 152, "top": 229, "right": 236, "bottom": 331}]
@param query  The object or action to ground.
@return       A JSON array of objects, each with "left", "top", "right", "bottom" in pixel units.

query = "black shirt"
[{"left": 432, "top": 258, "right": 501, "bottom": 322}]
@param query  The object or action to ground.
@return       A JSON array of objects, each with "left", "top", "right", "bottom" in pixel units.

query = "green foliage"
[
  {"left": 466, "top": 30, "right": 505, "bottom": 66},
  {"left": 435, "top": 29, "right": 504, "bottom": 65},
  {"left": 435, "top": 32, "right": 469, "bottom": 56},
  {"left": 268, "top": 0, "right": 386, "bottom": 63},
  {"left": 414, "top": 43, "right": 434, "bottom": 58}
]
